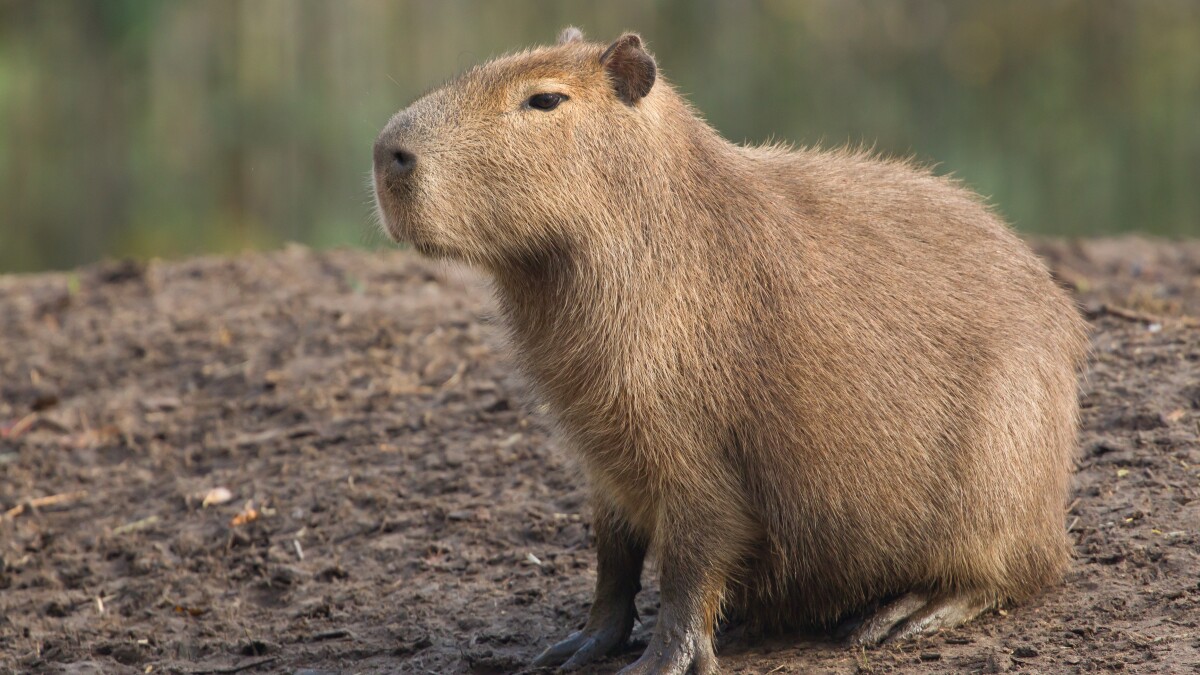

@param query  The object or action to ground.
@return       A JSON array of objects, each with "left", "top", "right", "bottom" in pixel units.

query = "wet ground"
[{"left": 1, "top": 238, "right": 1198, "bottom": 674}]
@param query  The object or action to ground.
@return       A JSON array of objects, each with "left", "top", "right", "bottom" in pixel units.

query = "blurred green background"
[{"left": 2, "top": 1, "right": 1198, "bottom": 273}]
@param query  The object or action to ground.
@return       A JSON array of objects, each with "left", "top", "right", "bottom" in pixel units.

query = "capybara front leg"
[
  {"left": 532, "top": 500, "right": 646, "bottom": 670},
  {"left": 617, "top": 501, "right": 744, "bottom": 675}
]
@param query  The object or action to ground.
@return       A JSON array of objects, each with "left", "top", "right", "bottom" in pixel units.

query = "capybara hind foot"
[
  {"left": 847, "top": 592, "right": 992, "bottom": 645},
  {"left": 883, "top": 593, "right": 992, "bottom": 644}
]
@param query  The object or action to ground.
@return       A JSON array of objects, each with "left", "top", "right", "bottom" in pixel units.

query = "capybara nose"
[
  {"left": 391, "top": 148, "right": 416, "bottom": 174},
  {"left": 374, "top": 139, "right": 416, "bottom": 177}
]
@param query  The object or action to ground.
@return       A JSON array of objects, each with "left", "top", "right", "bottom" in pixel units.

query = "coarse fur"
[{"left": 374, "top": 28, "right": 1089, "bottom": 673}]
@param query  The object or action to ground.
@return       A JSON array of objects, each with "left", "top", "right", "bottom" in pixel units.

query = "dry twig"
[
  {"left": 4, "top": 490, "right": 89, "bottom": 520},
  {"left": 0, "top": 413, "right": 38, "bottom": 440},
  {"left": 1097, "top": 303, "right": 1200, "bottom": 327},
  {"left": 112, "top": 515, "right": 160, "bottom": 535},
  {"left": 186, "top": 657, "right": 278, "bottom": 674}
]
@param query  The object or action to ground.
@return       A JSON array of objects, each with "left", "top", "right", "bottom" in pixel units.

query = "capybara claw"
[
  {"left": 617, "top": 625, "right": 718, "bottom": 675},
  {"left": 532, "top": 621, "right": 630, "bottom": 671},
  {"left": 847, "top": 592, "right": 992, "bottom": 646},
  {"left": 531, "top": 630, "right": 585, "bottom": 668}
]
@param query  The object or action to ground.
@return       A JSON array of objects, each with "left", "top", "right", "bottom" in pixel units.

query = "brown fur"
[{"left": 374, "top": 29, "right": 1088, "bottom": 673}]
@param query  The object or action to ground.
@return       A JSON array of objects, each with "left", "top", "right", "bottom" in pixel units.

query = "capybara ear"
[
  {"left": 599, "top": 33, "right": 656, "bottom": 105},
  {"left": 557, "top": 26, "right": 584, "bottom": 44}
]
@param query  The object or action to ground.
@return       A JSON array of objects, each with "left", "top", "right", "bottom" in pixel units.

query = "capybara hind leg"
[
  {"left": 846, "top": 593, "right": 929, "bottom": 646},
  {"left": 532, "top": 501, "right": 646, "bottom": 670},
  {"left": 883, "top": 593, "right": 992, "bottom": 644}
]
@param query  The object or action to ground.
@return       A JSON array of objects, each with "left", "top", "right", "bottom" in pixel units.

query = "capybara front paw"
[
  {"left": 617, "top": 629, "right": 717, "bottom": 675},
  {"left": 532, "top": 616, "right": 633, "bottom": 671}
]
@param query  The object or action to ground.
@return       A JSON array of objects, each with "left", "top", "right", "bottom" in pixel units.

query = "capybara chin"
[{"left": 373, "top": 27, "right": 1088, "bottom": 675}]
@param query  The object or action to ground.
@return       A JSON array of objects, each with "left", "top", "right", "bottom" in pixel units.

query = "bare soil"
[{"left": 1, "top": 238, "right": 1198, "bottom": 674}]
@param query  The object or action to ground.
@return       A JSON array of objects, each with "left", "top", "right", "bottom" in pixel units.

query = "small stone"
[{"left": 983, "top": 652, "right": 1011, "bottom": 673}]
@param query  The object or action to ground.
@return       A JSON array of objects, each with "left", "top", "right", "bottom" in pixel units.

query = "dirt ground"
[{"left": 1, "top": 238, "right": 1198, "bottom": 675}]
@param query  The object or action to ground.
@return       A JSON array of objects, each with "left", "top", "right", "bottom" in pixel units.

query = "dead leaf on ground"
[
  {"left": 69, "top": 425, "right": 122, "bottom": 449},
  {"left": 230, "top": 501, "right": 259, "bottom": 527},
  {"left": 139, "top": 396, "right": 182, "bottom": 412},
  {"left": 201, "top": 487, "right": 233, "bottom": 508}
]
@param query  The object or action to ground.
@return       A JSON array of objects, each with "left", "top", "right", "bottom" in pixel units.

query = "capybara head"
[{"left": 372, "top": 28, "right": 661, "bottom": 269}]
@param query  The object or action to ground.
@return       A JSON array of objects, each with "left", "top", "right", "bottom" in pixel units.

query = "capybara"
[{"left": 372, "top": 27, "right": 1088, "bottom": 675}]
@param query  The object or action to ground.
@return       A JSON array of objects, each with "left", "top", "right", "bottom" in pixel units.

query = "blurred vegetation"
[{"left": 2, "top": 1, "right": 1199, "bottom": 272}]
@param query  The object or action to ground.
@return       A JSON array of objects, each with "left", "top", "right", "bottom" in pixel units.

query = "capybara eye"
[{"left": 527, "top": 93, "right": 567, "bottom": 111}]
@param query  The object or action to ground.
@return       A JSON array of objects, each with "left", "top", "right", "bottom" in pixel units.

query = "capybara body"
[{"left": 374, "top": 28, "right": 1088, "bottom": 674}]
